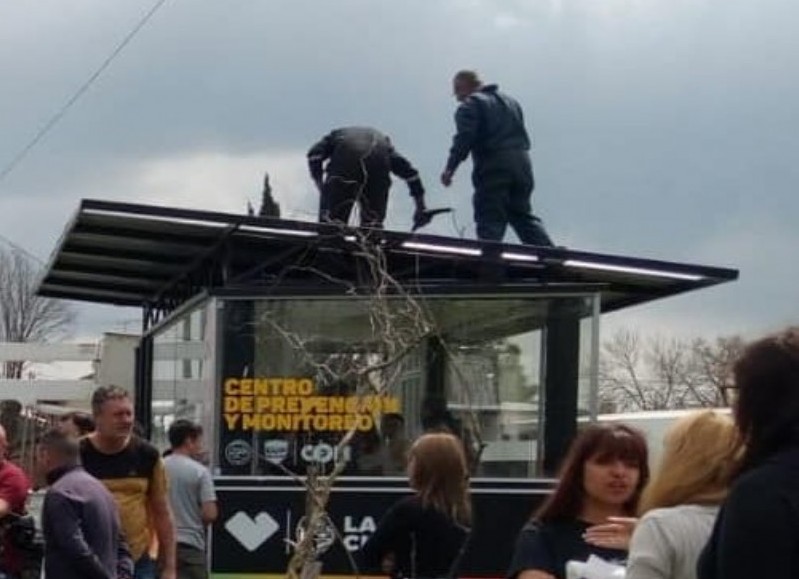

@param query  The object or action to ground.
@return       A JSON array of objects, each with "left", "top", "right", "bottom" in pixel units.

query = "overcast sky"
[{"left": 1, "top": 0, "right": 797, "bottom": 343}]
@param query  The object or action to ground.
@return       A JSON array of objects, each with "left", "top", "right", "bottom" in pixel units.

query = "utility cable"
[{"left": 0, "top": 0, "right": 169, "bottom": 185}]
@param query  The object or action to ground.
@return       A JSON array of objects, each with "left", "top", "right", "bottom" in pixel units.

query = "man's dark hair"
[
  {"left": 168, "top": 419, "right": 203, "bottom": 449},
  {"left": 59, "top": 411, "right": 95, "bottom": 435},
  {"left": 39, "top": 428, "right": 80, "bottom": 462},
  {"left": 91, "top": 385, "right": 130, "bottom": 416}
]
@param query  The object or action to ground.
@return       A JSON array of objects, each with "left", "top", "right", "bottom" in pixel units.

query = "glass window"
[
  {"left": 445, "top": 333, "right": 543, "bottom": 478},
  {"left": 217, "top": 294, "right": 598, "bottom": 478},
  {"left": 578, "top": 295, "right": 602, "bottom": 421},
  {"left": 150, "top": 304, "right": 214, "bottom": 458}
]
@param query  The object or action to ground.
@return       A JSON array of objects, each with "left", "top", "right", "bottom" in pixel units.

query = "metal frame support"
[
  {"left": 217, "top": 300, "right": 256, "bottom": 475},
  {"left": 134, "top": 334, "right": 154, "bottom": 438},
  {"left": 142, "top": 228, "right": 238, "bottom": 332},
  {"left": 542, "top": 300, "right": 582, "bottom": 476}
]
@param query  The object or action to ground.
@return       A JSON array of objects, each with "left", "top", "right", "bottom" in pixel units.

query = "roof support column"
[{"left": 542, "top": 299, "right": 581, "bottom": 476}]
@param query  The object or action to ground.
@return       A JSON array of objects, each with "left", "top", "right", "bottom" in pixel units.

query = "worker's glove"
[{"left": 413, "top": 207, "right": 427, "bottom": 229}]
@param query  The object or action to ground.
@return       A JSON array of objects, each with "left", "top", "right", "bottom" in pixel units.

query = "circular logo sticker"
[
  {"left": 263, "top": 439, "right": 290, "bottom": 464},
  {"left": 225, "top": 439, "right": 253, "bottom": 466}
]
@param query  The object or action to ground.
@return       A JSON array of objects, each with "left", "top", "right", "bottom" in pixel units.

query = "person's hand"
[
  {"left": 440, "top": 169, "right": 454, "bottom": 187},
  {"left": 314, "top": 178, "right": 324, "bottom": 194},
  {"left": 159, "top": 565, "right": 177, "bottom": 579},
  {"left": 413, "top": 207, "right": 427, "bottom": 227},
  {"left": 582, "top": 517, "right": 637, "bottom": 550}
]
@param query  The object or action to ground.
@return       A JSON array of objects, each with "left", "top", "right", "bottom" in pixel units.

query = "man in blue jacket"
[
  {"left": 441, "top": 70, "right": 553, "bottom": 247},
  {"left": 38, "top": 428, "right": 133, "bottom": 579}
]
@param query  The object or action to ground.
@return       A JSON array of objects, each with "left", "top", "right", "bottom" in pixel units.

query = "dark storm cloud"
[{"left": 1, "top": 0, "right": 797, "bottom": 337}]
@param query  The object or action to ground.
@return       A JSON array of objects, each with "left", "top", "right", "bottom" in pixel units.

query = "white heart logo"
[{"left": 225, "top": 511, "right": 280, "bottom": 552}]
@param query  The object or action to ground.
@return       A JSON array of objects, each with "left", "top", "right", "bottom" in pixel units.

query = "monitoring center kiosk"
[{"left": 39, "top": 200, "right": 737, "bottom": 579}]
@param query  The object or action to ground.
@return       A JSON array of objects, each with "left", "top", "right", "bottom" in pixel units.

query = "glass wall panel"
[
  {"left": 445, "top": 331, "right": 543, "bottom": 478},
  {"left": 150, "top": 304, "right": 214, "bottom": 456},
  {"left": 217, "top": 293, "right": 598, "bottom": 478},
  {"left": 577, "top": 294, "right": 601, "bottom": 421}
]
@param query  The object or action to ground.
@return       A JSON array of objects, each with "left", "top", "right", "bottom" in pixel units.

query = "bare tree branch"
[
  {"left": 248, "top": 231, "right": 440, "bottom": 579},
  {"left": 599, "top": 328, "right": 746, "bottom": 412},
  {"left": 0, "top": 247, "right": 75, "bottom": 378}
]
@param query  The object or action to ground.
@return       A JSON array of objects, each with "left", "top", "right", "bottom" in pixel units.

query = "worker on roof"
[
  {"left": 441, "top": 70, "right": 554, "bottom": 247},
  {"left": 307, "top": 127, "right": 427, "bottom": 229}
]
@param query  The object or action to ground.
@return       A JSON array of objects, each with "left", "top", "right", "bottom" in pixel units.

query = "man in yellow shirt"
[{"left": 80, "top": 386, "right": 176, "bottom": 579}]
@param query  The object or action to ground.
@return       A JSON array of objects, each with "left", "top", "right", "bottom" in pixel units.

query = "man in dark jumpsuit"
[
  {"left": 308, "top": 127, "right": 427, "bottom": 228},
  {"left": 441, "top": 71, "right": 553, "bottom": 246}
]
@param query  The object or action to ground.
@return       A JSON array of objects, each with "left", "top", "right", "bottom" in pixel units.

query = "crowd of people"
[
  {"left": 1, "top": 325, "right": 798, "bottom": 579},
  {"left": 0, "top": 386, "right": 217, "bottom": 579},
  {"left": 360, "top": 325, "right": 799, "bottom": 579}
]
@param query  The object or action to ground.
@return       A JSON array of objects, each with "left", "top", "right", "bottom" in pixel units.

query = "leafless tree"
[
  {"left": 689, "top": 335, "right": 746, "bottom": 406},
  {"left": 0, "top": 247, "right": 75, "bottom": 378},
  {"left": 599, "top": 329, "right": 746, "bottom": 412},
  {"left": 247, "top": 229, "right": 485, "bottom": 579}
]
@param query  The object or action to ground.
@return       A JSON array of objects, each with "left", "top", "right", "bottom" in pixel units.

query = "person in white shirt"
[{"left": 624, "top": 411, "right": 736, "bottom": 579}]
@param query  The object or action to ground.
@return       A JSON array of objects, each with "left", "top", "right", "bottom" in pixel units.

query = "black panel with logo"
[
  {"left": 211, "top": 477, "right": 554, "bottom": 578},
  {"left": 219, "top": 300, "right": 255, "bottom": 476}
]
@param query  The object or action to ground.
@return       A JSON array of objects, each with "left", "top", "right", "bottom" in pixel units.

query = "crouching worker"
[
  {"left": 38, "top": 428, "right": 133, "bottom": 579},
  {"left": 308, "top": 127, "right": 427, "bottom": 229}
]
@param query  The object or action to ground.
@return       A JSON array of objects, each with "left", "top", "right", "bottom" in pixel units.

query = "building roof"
[{"left": 38, "top": 199, "right": 738, "bottom": 322}]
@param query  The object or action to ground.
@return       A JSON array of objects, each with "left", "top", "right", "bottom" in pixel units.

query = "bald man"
[{"left": 0, "top": 424, "right": 32, "bottom": 579}]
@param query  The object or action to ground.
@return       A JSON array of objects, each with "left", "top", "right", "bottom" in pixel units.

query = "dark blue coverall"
[
  {"left": 445, "top": 85, "right": 553, "bottom": 246},
  {"left": 308, "top": 127, "right": 424, "bottom": 228}
]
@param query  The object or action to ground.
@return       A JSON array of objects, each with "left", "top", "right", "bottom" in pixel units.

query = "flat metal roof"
[{"left": 38, "top": 199, "right": 738, "bottom": 315}]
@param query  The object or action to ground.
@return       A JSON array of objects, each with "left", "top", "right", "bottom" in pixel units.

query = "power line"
[{"left": 0, "top": 0, "right": 170, "bottom": 185}]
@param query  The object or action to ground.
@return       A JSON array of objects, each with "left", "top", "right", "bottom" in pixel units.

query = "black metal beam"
[
  {"left": 67, "top": 231, "right": 207, "bottom": 257},
  {"left": 38, "top": 284, "right": 144, "bottom": 306},
  {"left": 78, "top": 198, "right": 738, "bottom": 283},
  {"left": 46, "top": 268, "right": 163, "bottom": 287},
  {"left": 47, "top": 260, "right": 173, "bottom": 282},
  {"left": 37, "top": 199, "right": 739, "bottom": 317},
  {"left": 76, "top": 213, "right": 227, "bottom": 243},
  {"left": 54, "top": 252, "right": 178, "bottom": 276},
  {"left": 542, "top": 299, "right": 582, "bottom": 475},
  {"left": 134, "top": 335, "right": 153, "bottom": 437},
  {"left": 61, "top": 239, "right": 196, "bottom": 263}
]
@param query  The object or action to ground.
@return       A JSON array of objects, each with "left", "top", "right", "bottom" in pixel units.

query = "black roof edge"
[{"left": 77, "top": 199, "right": 739, "bottom": 282}]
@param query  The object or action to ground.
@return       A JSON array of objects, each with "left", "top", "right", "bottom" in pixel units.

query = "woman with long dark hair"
[
  {"left": 698, "top": 327, "right": 799, "bottom": 579},
  {"left": 508, "top": 423, "right": 649, "bottom": 579},
  {"left": 360, "top": 432, "right": 471, "bottom": 579}
]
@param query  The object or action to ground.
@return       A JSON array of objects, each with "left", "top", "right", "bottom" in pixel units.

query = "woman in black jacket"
[
  {"left": 360, "top": 433, "right": 471, "bottom": 579},
  {"left": 698, "top": 327, "right": 799, "bottom": 579}
]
